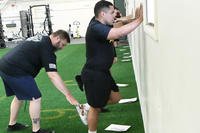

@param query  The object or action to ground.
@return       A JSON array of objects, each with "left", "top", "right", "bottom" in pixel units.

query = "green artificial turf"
[{"left": 0, "top": 44, "right": 144, "bottom": 133}]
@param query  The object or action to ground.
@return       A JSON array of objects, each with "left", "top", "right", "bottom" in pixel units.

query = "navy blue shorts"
[
  {"left": 81, "top": 69, "right": 119, "bottom": 108},
  {"left": 0, "top": 71, "right": 41, "bottom": 100}
]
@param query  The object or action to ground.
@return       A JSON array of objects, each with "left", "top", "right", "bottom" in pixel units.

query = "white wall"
[
  {"left": 1, "top": 0, "right": 113, "bottom": 38},
  {"left": 126, "top": 0, "right": 200, "bottom": 133}
]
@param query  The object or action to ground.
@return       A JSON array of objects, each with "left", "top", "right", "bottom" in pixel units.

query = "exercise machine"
[{"left": 0, "top": 13, "right": 6, "bottom": 48}]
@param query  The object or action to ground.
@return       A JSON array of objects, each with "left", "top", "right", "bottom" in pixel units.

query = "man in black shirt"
[
  {"left": 80, "top": 1, "right": 143, "bottom": 133},
  {"left": 0, "top": 30, "right": 79, "bottom": 133}
]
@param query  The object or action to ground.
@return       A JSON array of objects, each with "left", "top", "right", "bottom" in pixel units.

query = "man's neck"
[{"left": 95, "top": 17, "right": 105, "bottom": 25}]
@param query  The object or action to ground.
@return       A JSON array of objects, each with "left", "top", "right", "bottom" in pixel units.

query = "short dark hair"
[
  {"left": 94, "top": 0, "right": 113, "bottom": 17},
  {"left": 51, "top": 30, "right": 70, "bottom": 43},
  {"left": 114, "top": 6, "right": 119, "bottom": 10}
]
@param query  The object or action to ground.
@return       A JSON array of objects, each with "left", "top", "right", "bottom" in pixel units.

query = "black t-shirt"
[
  {"left": 0, "top": 36, "right": 57, "bottom": 77},
  {"left": 83, "top": 17, "right": 115, "bottom": 71}
]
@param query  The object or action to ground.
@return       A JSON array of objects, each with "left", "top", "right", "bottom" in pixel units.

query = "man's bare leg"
[
  {"left": 9, "top": 96, "right": 23, "bottom": 125},
  {"left": 29, "top": 98, "right": 41, "bottom": 132},
  {"left": 88, "top": 107, "right": 101, "bottom": 133},
  {"left": 87, "top": 91, "right": 121, "bottom": 133},
  {"left": 107, "top": 91, "right": 121, "bottom": 104}
]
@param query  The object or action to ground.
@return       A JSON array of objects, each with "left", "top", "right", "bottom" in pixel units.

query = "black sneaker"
[
  {"left": 32, "top": 129, "right": 55, "bottom": 133},
  {"left": 7, "top": 123, "right": 29, "bottom": 131},
  {"left": 75, "top": 75, "right": 84, "bottom": 91}
]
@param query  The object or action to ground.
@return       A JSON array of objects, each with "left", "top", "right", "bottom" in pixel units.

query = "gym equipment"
[
  {"left": 29, "top": 4, "right": 52, "bottom": 36},
  {"left": 73, "top": 20, "right": 81, "bottom": 38},
  {"left": 20, "top": 10, "right": 32, "bottom": 38},
  {"left": 19, "top": 4, "right": 53, "bottom": 38},
  {"left": 0, "top": 12, "right": 6, "bottom": 48}
]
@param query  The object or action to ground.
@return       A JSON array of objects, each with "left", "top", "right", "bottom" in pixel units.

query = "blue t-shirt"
[
  {"left": 0, "top": 36, "right": 57, "bottom": 77},
  {"left": 83, "top": 17, "right": 115, "bottom": 71}
]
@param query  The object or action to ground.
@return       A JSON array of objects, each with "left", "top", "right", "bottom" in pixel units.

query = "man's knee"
[
  {"left": 109, "top": 91, "right": 121, "bottom": 103},
  {"left": 30, "top": 97, "right": 41, "bottom": 104},
  {"left": 90, "top": 106, "right": 101, "bottom": 113},
  {"left": 111, "top": 97, "right": 120, "bottom": 103},
  {"left": 13, "top": 96, "right": 24, "bottom": 103}
]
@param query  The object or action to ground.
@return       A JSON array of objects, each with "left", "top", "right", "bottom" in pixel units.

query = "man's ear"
[
  {"left": 56, "top": 36, "right": 61, "bottom": 42},
  {"left": 100, "top": 11, "right": 105, "bottom": 17}
]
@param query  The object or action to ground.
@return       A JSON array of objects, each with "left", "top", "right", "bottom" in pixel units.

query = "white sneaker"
[
  {"left": 83, "top": 103, "right": 90, "bottom": 111},
  {"left": 76, "top": 104, "right": 88, "bottom": 125}
]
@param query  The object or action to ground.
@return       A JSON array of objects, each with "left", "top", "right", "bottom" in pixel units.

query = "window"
[
  {"left": 144, "top": 0, "right": 158, "bottom": 40},
  {"left": 146, "top": 0, "right": 154, "bottom": 25}
]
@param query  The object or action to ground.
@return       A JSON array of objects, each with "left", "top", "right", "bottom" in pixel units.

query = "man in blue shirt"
[{"left": 0, "top": 30, "right": 79, "bottom": 133}]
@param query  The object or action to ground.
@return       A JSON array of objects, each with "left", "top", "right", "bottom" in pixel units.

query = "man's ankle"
[
  {"left": 32, "top": 128, "right": 55, "bottom": 133},
  {"left": 88, "top": 130, "right": 97, "bottom": 133},
  {"left": 32, "top": 129, "right": 40, "bottom": 133}
]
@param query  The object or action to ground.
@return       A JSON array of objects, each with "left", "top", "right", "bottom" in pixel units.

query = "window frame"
[{"left": 143, "top": 0, "right": 158, "bottom": 41}]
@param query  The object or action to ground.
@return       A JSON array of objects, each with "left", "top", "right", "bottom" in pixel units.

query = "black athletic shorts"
[
  {"left": 81, "top": 68, "right": 119, "bottom": 108},
  {"left": 0, "top": 71, "right": 41, "bottom": 100}
]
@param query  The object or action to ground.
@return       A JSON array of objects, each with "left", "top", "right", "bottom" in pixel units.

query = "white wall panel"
[{"left": 126, "top": 0, "right": 200, "bottom": 133}]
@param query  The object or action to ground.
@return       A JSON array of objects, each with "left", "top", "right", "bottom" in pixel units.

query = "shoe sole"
[{"left": 76, "top": 105, "right": 88, "bottom": 125}]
